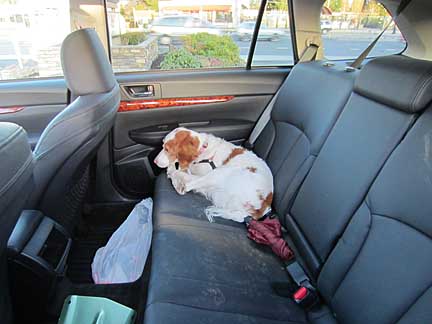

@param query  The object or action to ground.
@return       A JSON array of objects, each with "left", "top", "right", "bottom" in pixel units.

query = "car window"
[
  {"left": 321, "top": 0, "right": 406, "bottom": 61},
  {"left": 0, "top": 0, "right": 107, "bottom": 81},
  {"left": 252, "top": 0, "right": 293, "bottom": 67},
  {"left": 109, "top": 0, "right": 294, "bottom": 73},
  {"left": 108, "top": 1, "right": 254, "bottom": 72}
]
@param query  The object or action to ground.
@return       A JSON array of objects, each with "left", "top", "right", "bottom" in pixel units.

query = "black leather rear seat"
[
  {"left": 144, "top": 55, "right": 432, "bottom": 324},
  {"left": 153, "top": 61, "right": 356, "bottom": 230}
]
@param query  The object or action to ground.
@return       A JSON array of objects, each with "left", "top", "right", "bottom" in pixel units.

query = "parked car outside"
[
  {"left": 149, "top": 16, "right": 222, "bottom": 44},
  {"left": 237, "top": 21, "right": 284, "bottom": 41},
  {"left": 321, "top": 19, "right": 333, "bottom": 33}
]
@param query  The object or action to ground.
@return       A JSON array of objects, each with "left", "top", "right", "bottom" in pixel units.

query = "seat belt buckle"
[
  {"left": 286, "top": 261, "right": 320, "bottom": 309},
  {"left": 292, "top": 286, "right": 319, "bottom": 310}
]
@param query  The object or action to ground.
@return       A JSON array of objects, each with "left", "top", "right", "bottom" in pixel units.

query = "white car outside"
[
  {"left": 149, "top": 16, "right": 222, "bottom": 43},
  {"left": 237, "top": 22, "right": 284, "bottom": 41}
]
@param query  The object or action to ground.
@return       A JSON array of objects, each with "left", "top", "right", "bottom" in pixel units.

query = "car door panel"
[{"left": 110, "top": 68, "right": 288, "bottom": 198}]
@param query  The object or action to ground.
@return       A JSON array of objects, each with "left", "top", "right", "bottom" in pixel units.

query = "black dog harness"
[
  {"left": 196, "top": 159, "right": 217, "bottom": 170},
  {"left": 175, "top": 159, "right": 217, "bottom": 170}
]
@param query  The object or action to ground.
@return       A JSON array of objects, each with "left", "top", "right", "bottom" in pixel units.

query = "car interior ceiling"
[{"left": 1, "top": 0, "right": 432, "bottom": 323}]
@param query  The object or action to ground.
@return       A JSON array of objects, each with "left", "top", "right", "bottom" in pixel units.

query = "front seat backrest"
[
  {"left": 31, "top": 28, "right": 120, "bottom": 233},
  {"left": 0, "top": 122, "right": 34, "bottom": 324}
]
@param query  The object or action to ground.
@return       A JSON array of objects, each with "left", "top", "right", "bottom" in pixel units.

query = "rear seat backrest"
[
  {"left": 254, "top": 62, "right": 356, "bottom": 220},
  {"left": 287, "top": 55, "right": 429, "bottom": 276},
  {"left": 318, "top": 58, "right": 432, "bottom": 323}
]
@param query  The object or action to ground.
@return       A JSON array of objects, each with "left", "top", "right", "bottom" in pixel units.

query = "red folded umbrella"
[{"left": 247, "top": 217, "right": 294, "bottom": 261}]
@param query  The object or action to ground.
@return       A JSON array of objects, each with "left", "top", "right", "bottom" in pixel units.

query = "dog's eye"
[{"left": 175, "top": 162, "right": 179, "bottom": 170}]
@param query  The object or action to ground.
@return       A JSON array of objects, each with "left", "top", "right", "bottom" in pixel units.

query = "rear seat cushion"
[
  {"left": 153, "top": 173, "right": 244, "bottom": 229},
  {"left": 146, "top": 223, "right": 306, "bottom": 322},
  {"left": 145, "top": 303, "right": 305, "bottom": 324}
]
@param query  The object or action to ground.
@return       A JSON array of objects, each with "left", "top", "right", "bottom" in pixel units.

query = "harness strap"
[{"left": 196, "top": 159, "right": 217, "bottom": 170}]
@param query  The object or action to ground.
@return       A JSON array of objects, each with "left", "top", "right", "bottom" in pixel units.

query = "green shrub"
[
  {"left": 160, "top": 48, "right": 202, "bottom": 69},
  {"left": 183, "top": 33, "right": 242, "bottom": 67},
  {"left": 120, "top": 32, "right": 147, "bottom": 45}
]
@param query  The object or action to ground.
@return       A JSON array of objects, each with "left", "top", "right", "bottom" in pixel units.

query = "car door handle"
[{"left": 126, "top": 85, "right": 155, "bottom": 98}]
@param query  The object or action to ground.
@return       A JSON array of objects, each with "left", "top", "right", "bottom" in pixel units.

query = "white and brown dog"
[{"left": 154, "top": 127, "right": 274, "bottom": 223}]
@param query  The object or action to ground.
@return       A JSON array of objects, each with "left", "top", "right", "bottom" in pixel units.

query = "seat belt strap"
[
  {"left": 245, "top": 44, "right": 320, "bottom": 149},
  {"left": 350, "top": 0, "right": 412, "bottom": 69},
  {"left": 298, "top": 43, "right": 319, "bottom": 63},
  {"left": 245, "top": 92, "right": 278, "bottom": 148}
]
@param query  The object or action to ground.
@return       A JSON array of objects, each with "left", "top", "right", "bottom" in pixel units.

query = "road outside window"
[
  {"left": 321, "top": 0, "right": 406, "bottom": 60},
  {"left": 0, "top": 0, "right": 107, "bottom": 81},
  {"left": 108, "top": 0, "right": 292, "bottom": 72},
  {"left": 252, "top": 0, "right": 292, "bottom": 66}
]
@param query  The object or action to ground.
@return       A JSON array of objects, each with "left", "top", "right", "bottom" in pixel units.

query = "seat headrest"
[
  {"left": 354, "top": 55, "right": 432, "bottom": 113},
  {"left": 61, "top": 28, "right": 116, "bottom": 96}
]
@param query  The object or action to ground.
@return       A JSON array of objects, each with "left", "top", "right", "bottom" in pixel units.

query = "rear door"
[
  {"left": 105, "top": 0, "right": 296, "bottom": 199},
  {"left": 110, "top": 68, "right": 288, "bottom": 199}
]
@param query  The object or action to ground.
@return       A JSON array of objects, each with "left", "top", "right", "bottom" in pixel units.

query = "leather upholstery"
[
  {"left": 0, "top": 122, "right": 34, "bottom": 324},
  {"left": 318, "top": 107, "right": 432, "bottom": 323},
  {"left": 289, "top": 92, "right": 415, "bottom": 274},
  {"left": 145, "top": 55, "right": 432, "bottom": 324},
  {"left": 31, "top": 29, "right": 120, "bottom": 233},
  {"left": 255, "top": 61, "right": 356, "bottom": 218},
  {"left": 354, "top": 55, "right": 432, "bottom": 113}
]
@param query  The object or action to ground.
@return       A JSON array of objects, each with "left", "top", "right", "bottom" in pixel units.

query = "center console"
[{"left": 7, "top": 210, "right": 72, "bottom": 320}]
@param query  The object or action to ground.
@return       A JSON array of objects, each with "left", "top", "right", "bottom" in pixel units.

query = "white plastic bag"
[{"left": 92, "top": 198, "right": 153, "bottom": 284}]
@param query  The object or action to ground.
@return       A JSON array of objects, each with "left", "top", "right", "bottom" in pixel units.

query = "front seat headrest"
[{"left": 61, "top": 28, "right": 116, "bottom": 96}]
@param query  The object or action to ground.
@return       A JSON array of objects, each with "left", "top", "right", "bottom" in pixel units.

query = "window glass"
[
  {"left": 0, "top": 0, "right": 107, "bottom": 81},
  {"left": 252, "top": 0, "right": 292, "bottom": 66},
  {"left": 321, "top": 0, "right": 406, "bottom": 60},
  {"left": 108, "top": 0, "right": 262, "bottom": 72}
]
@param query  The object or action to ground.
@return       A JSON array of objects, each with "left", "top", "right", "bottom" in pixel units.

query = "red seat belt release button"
[{"left": 293, "top": 286, "right": 309, "bottom": 302}]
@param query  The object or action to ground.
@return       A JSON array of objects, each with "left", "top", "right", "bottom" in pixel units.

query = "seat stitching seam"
[
  {"left": 373, "top": 213, "right": 432, "bottom": 240},
  {"left": 33, "top": 90, "right": 117, "bottom": 155},
  {"left": 410, "top": 66, "right": 432, "bottom": 112},
  {"left": 393, "top": 283, "right": 432, "bottom": 323},
  {"left": 276, "top": 154, "right": 311, "bottom": 211},
  {"left": 145, "top": 301, "right": 306, "bottom": 323},
  {"left": 34, "top": 107, "right": 116, "bottom": 159},
  {"left": 330, "top": 205, "right": 372, "bottom": 303},
  {"left": 0, "top": 154, "right": 33, "bottom": 196},
  {"left": 0, "top": 126, "right": 23, "bottom": 149},
  {"left": 273, "top": 131, "right": 304, "bottom": 175}
]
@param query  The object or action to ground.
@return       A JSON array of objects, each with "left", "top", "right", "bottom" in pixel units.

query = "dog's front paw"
[{"left": 171, "top": 177, "right": 187, "bottom": 195}]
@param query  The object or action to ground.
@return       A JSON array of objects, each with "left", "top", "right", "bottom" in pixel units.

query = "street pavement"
[{"left": 235, "top": 34, "right": 406, "bottom": 66}]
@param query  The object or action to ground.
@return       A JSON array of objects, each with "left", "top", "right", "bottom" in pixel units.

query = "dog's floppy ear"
[
  {"left": 176, "top": 131, "right": 200, "bottom": 170},
  {"left": 165, "top": 129, "right": 200, "bottom": 170}
]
